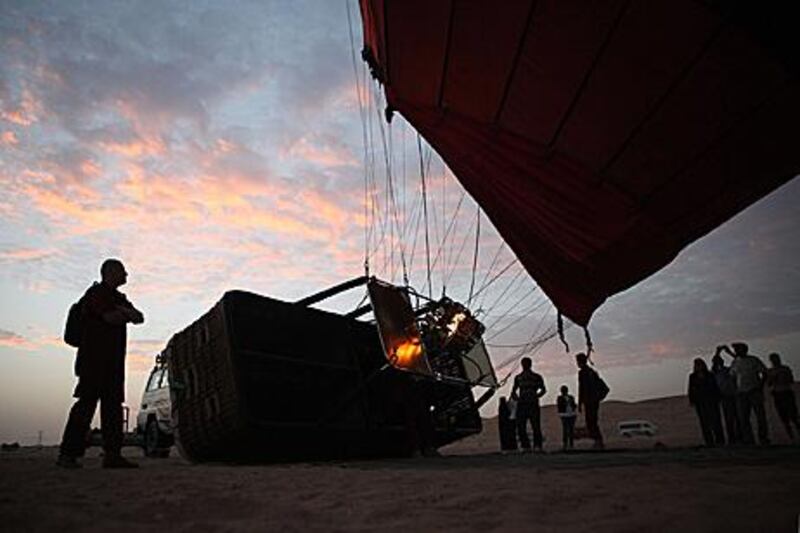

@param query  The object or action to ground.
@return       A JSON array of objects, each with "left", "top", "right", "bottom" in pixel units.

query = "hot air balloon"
[{"left": 358, "top": 0, "right": 800, "bottom": 327}]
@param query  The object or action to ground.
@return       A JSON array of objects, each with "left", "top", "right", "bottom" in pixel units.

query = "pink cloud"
[
  {"left": 1, "top": 89, "right": 40, "bottom": 126},
  {"left": 22, "top": 185, "right": 120, "bottom": 233},
  {"left": 1, "top": 131, "right": 19, "bottom": 146},
  {"left": 126, "top": 339, "right": 165, "bottom": 372},
  {"left": 99, "top": 135, "right": 166, "bottom": 158},
  {"left": 0, "top": 329, "right": 37, "bottom": 351},
  {"left": 0, "top": 247, "right": 57, "bottom": 262},
  {"left": 283, "top": 136, "right": 357, "bottom": 167},
  {"left": 646, "top": 342, "right": 676, "bottom": 357}
]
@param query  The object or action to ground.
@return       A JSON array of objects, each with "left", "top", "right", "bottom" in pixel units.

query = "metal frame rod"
[{"left": 294, "top": 276, "right": 369, "bottom": 307}]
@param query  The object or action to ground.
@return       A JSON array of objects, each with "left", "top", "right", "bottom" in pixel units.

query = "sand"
[{"left": 2, "top": 391, "right": 799, "bottom": 532}]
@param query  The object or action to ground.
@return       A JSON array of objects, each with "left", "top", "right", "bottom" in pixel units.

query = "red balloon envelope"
[{"left": 359, "top": 0, "right": 799, "bottom": 326}]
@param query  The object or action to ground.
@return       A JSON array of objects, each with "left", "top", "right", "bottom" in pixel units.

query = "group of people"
[
  {"left": 688, "top": 342, "right": 799, "bottom": 447},
  {"left": 498, "top": 353, "right": 610, "bottom": 453}
]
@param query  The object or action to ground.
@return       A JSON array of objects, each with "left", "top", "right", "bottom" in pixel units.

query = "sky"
[{"left": 1, "top": 0, "right": 799, "bottom": 445}]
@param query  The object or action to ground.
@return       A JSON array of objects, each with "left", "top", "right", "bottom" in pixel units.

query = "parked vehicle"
[
  {"left": 617, "top": 420, "right": 658, "bottom": 438},
  {"left": 136, "top": 355, "right": 173, "bottom": 457}
]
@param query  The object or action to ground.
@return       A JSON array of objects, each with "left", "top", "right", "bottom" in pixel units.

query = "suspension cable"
[
  {"left": 467, "top": 206, "right": 481, "bottom": 303},
  {"left": 469, "top": 257, "right": 517, "bottom": 305},
  {"left": 469, "top": 239, "right": 506, "bottom": 306},
  {"left": 417, "top": 134, "right": 433, "bottom": 299},
  {"left": 426, "top": 189, "right": 466, "bottom": 295},
  {"left": 346, "top": 0, "right": 371, "bottom": 274}
]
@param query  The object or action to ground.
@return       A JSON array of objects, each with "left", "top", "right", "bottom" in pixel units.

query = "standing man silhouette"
[
  {"left": 57, "top": 259, "right": 144, "bottom": 468},
  {"left": 577, "top": 352, "right": 608, "bottom": 449},
  {"left": 766, "top": 352, "right": 800, "bottom": 442},
  {"left": 510, "top": 357, "right": 546, "bottom": 452},
  {"left": 719, "top": 343, "right": 769, "bottom": 446}
]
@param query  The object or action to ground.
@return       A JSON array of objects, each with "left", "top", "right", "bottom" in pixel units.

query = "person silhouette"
[
  {"left": 57, "top": 259, "right": 144, "bottom": 469},
  {"left": 510, "top": 357, "right": 546, "bottom": 452},
  {"left": 688, "top": 358, "right": 725, "bottom": 446},
  {"left": 576, "top": 352, "right": 607, "bottom": 449},
  {"left": 766, "top": 352, "right": 800, "bottom": 442},
  {"left": 498, "top": 396, "right": 518, "bottom": 453},
  {"left": 711, "top": 354, "right": 740, "bottom": 444},
  {"left": 556, "top": 385, "right": 577, "bottom": 450},
  {"left": 717, "top": 343, "right": 769, "bottom": 446}
]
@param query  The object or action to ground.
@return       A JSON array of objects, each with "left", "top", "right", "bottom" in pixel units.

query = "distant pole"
[{"left": 37, "top": 431, "right": 43, "bottom": 448}]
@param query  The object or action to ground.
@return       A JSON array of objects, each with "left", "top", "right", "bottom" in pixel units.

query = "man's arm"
[
  {"left": 510, "top": 376, "right": 519, "bottom": 401},
  {"left": 716, "top": 345, "right": 734, "bottom": 357},
  {"left": 101, "top": 308, "right": 129, "bottom": 325},
  {"left": 122, "top": 305, "right": 145, "bottom": 324},
  {"left": 537, "top": 376, "right": 547, "bottom": 399},
  {"left": 103, "top": 304, "right": 144, "bottom": 325}
]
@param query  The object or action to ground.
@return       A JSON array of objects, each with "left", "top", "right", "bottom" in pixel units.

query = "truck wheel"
[{"left": 144, "top": 419, "right": 161, "bottom": 458}]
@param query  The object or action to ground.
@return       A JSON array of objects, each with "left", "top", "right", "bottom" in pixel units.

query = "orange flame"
[{"left": 393, "top": 338, "right": 422, "bottom": 367}]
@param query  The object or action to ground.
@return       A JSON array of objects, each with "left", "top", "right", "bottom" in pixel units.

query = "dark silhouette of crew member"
[
  {"left": 711, "top": 353, "right": 740, "bottom": 444},
  {"left": 57, "top": 259, "right": 144, "bottom": 468},
  {"left": 576, "top": 352, "right": 607, "bottom": 449},
  {"left": 497, "top": 396, "right": 518, "bottom": 453},
  {"left": 557, "top": 385, "right": 577, "bottom": 451},
  {"left": 718, "top": 343, "right": 769, "bottom": 445},
  {"left": 688, "top": 358, "right": 725, "bottom": 446},
  {"left": 766, "top": 352, "right": 800, "bottom": 442},
  {"left": 510, "top": 357, "right": 546, "bottom": 452}
]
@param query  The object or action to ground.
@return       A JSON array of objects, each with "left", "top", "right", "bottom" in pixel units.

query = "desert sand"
[{"left": 2, "top": 391, "right": 799, "bottom": 532}]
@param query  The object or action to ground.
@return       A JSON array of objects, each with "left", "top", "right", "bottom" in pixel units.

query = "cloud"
[
  {"left": 0, "top": 329, "right": 37, "bottom": 350},
  {"left": 1, "top": 131, "right": 19, "bottom": 146},
  {"left": 0, "top": 88, "right": 41, "bottom": 126},
  {"left": 0, "top": 247, "right": 57, "bottom": 263},
  {"left": 283, "top": 136, "right": 358, "bottom": 168},
  {"left": 126, "top": 339, "right": 166, "bottom": 373}
]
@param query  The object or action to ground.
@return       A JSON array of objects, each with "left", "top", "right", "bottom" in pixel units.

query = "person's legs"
[
  {"left": 516, "top": 403, "right": 532, "bottom": 450},
  {"left": 566, "top": 416, "right": 575, "bottom": 449},
  {"left": 508, "top": 419, "right": 519, "bottom": 450},
  {"left": 773, "top": 391, "right": 797, "bottom": 440},
  {"left": 531, "top": 403, "right": 543, "bottom": 450},
  {"left": 736, "top": 393, "right": 755, "bottom": 445},
  {"left": 60, "top": 393, "right": 99, "bottom": 459},
  {"left": 695, "top": 405, "right": 713, "bottom": 446},
  {"left": 585, "top": 402, "right": 603, "bottom": 447},
  {"left": 99, "top": 393, "right": 124, "bottom": 457},
  {"left": 561, "top": 419, "right": 569, "bottom": 449},
  {"left": 721, "top": 396, "right": 739, "bottom": 444},
  {"left": 709, "top": 402, "right": 725, "bottom": 445},
  {"left": 749, "top": 389, "right": 769, "bottom": 445},
  {"left": 786, "top": 392, "right": 800, "bottom": 437}
]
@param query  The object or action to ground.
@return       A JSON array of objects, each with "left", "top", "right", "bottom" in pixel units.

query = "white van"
[
  {"left": 617, "top": 420, "right": 658, "bottom": 438},
  {"left": 136, "top": 356, "right": 173, "bottom": 457}
]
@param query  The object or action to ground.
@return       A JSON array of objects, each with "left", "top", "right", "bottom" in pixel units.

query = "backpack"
[
  {"left": 64, "top": 296, "right": 85, "bottom": 348},
  {"left": 593, "top": 372, "right": 610, "bottom": 402}
]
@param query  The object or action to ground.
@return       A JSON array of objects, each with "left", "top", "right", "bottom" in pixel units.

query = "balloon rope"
[
  {"left": 557, "top": 311, "right": 570, "bottom": 352},
  {"left": 417, "top": 134, "right": 433, "bottom": 299},
  {"left": 467, "top": 207, "right": 481, "bottom": 303},
  {"left": 583, "top": 326, "right": 594, "bottom": 355}
]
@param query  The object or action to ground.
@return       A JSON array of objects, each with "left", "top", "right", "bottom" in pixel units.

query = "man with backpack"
[
  {"left": 576, "top": 352, "right": 609, "bottom": 450},
  {"left": 57, "top": 259, "right": 144, "bottom": 469},
  {"left": 510, "top": 357, "right": 547, "bottom": 452}
]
